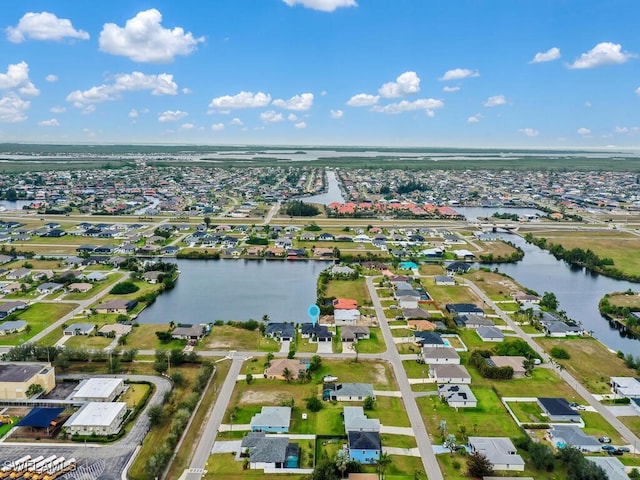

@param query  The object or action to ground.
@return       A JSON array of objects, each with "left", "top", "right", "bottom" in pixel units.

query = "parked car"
[
  {"left": 599, "top": 437, "right": 612, "bottom": 443},
  {"left": 617, "top": 446, "right": 631, "bottom": 453},
  {"left": 601, "top": 445, "right": 616, "bottom": 452},
  {"left": 608, "top": 449, "right": 624, "bottom": 456},
  {"left": 576, "top": 405, "right": 587, "bottom": 411}
]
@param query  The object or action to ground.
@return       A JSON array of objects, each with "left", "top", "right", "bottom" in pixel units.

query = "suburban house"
[
  {"left": 421, "top": 347, "right": 460, "bottom": 364},
  {"left": 0, "top": 301, "right": 27, "bottom": 318},
  {"left": 98, "top": 324, "right": 132, "bottom": 336},
  {"left": 64, "top": 323, "right": 96, "bottom": 336},
  {"left": 402, "top": 308, "right": 431, "bottom": 320},
  {"left": 398, "top": 296, "right": 419, "bottom": 310},
  {"left": 459, "top": 314, "right": 495, "bottom": 329},
  {"left": 300, "top": 323, "right": 332, "bottom": 342},
  {"left": 445, "top": 262, "right": 472, "bottom": 274},
  {"left": 171, "top": 324, "right": 206, "bottom": 341},
  {"left": 0, "top": 320, "right": 27, "bottom": 335},
  {"left": 68, "top": 282, "right": 93, "bottom": 293},
  {"left": 430, "top": 364, "right": 472, "bottom": 384},
  {"left": 438, "top": 384, "right": 478, "bottom": 408},
  {"left": 333, "top": 298, "right": 358, "bottom": 310},
  {"left": 324, "top": 383, "right": 374, "bottom": 402},
  {"left": 264, "top": 323, "right": 295, "bottom": 342},
  {"left": 265, "top": 358, "right": 308, "bottom": 381},
  {"left": 241, "top": 432, "right": 299, "bottom": 470},
  {"left": 84, "top": 271, "right": 108, "bottom": 282},
  {"left": 340, "top": 326, "right": 370, "bottom": 342},
  {"left": 537, "top": 398, "right": 582, "bottom": 422},
  {"left": 610, "top": 377, "right": 640, "bottom": 398},
  {"left": 467, "top": 437, "right": 525, "bottom": 471},
  {"left": 587, "top": 457, "right": 629, "bottom": 480},
  {"left": 6, "top": 268, "right": 31, "bottom": 280},
  {"left": 446, "top": 303, "right": 485, "bottom": 317},
  {"left": 343, "top": 406, "right": 380, "bottom": 432},
  {"left": 142, "top": 271, "right": 163, "bottom": 284},
  {"left": 548, "top": 425, "right": 601, "bottom": 452},
  {"left": 36, "top": 282, "right": 64, "bottom": 295},
  {"left": 414, "top": 331, "right": 445, "bottom": 347},
  {"left": 488, "top": 356, "right": 528, "bottom": 378},
  {"left": 95, "top": 299, "right": 138, "bottom": 314},
  {"left": 347, "top": 431, "right": 381, "bottom": 464},
  {"left": 250, "top": 406, "right": 291, "bottom": 433},
  {"left": 435, "top": 275, "right": 456, "bottom": 286},
  {"left": 334, "top": 309, "right": 361, "bottom": 326},
  {"left": 476, "top": 326, "right": 505, "bottom": 342},
  {"left": 541, "top": 320, "right": 582, "bottom": 337},
  {"left": 408, "top": 319, "right": 436, "bottom": 331}
]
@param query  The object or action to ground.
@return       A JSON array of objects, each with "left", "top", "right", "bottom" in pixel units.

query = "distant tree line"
[{"left": 284, "top": 200, "right": 320, "bottom": 216}]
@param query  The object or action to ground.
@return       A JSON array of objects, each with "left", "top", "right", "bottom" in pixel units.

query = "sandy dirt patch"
[{"left": 239, "top": 390, "right": 293, "bottom": 405}]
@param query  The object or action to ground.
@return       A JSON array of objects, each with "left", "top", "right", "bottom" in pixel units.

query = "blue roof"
[{"left": 19, "top": 408, "right": 64, "bottom": 428}]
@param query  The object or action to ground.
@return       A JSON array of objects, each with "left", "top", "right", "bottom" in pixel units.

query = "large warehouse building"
[
  {"left": 0, "top": 362, "right": 55, "bottom": 400},
  {"left": 64, "top": 402, "right": 127, "bottom": 436},
  {"left": 71, "top": 378, "right": 125, "bottom": 402}
]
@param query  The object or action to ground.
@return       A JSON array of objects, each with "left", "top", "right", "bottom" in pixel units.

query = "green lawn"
[
  {"left": 353, "top": 329, "right": 385, "bottom": 353},
  {"left": 125, "top": 324, "right": 187, "bottom": 350},
  {"left": 64, "top": 273, "right": 124, "bottom": 300},
  {"left": 417, "top": 386, "right": 521, "bottom": 441},
  {"left": 325, "top": 278, "right": 372, "bottom": 306},
  {"left": 380, "top": 434, "right": 417, "bottom": 449},
  {"left": 295, "top": 331, "right": 318, "bottom": 353},
  {"left": 582, "top": 411, "right": 625, "bottom": 444},
  {"left": 64, "top": 334, "right": 114, "bottom": 350},
  {"left": 203, "top": 325, "right": 278, "bottom": 352},
  {"left": 508, "top": 401, "right": 547, "bottom": 424},
  {"left": 0, "top": 302, "right": 77, "bottom": 346},
  {"left": 120, "top": 383, "right": 151, "bottom": 408}
]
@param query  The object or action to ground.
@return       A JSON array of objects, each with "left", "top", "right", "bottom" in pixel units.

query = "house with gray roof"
[
  {"left": 538, "top": 397, "right": 581, "bottom": 422},
  {"left": 340, "top": 326, "right": 370, "bottom": 342},
  {"left": 0, "top": 320, "right": 27, "bottom": 335},
  {"left": 460, "top": 314, "right": 495, "bottom": 329},
  {"left": 430, "top": 364, "right": 471, "bottom": 384},
  {"left": 171, "top": 324, "right": 205, "bottom": 341},
  {"left": 241, "top": 433, "right": 299, "bottom": 470},
  {"left": 438, "top": 384, "right": 477, "bottom": 408},
  {"left": 36, "top": 282, "right": 63, "bottom": 295},
  {"left": 250, "top": 406, "right": 291, "bottom": 433},
  {"left": 264, "top": 323, "right": 295, "bottom": 341},
  {"left": 0, "top": 300, "right": 27, "bottom": 318},
  {"left": 435, "top": 275, "right": 455, "bottom": 286},
  {"left": 348, "top": 431, "right": 381, "bottom": 464},
  {"left": 334, "top": 308, "right": 360, "bottom": 325},
  {"left": 587, "top": 457, "right": 629, "bottom": 480},
  {"left": 421, "top": 347, "right": 460, "bottom": 364},
  {"left": 476, "top": 326, "right": 505, "bottom": 342},
  {"left": 324, "top": 383, "right": 374, "bottom": 402},
  {"left": 63, "top": 323, "right": 95, "bottom": 336},
  {"left": 343, "top": 406, "right": 380, "bottom": 432},
  {"left": 467, "top": 437, "right": 525, "bottom": 471},
  {"left": 548, "top": 425, "right": 601, "bottom": 452}
]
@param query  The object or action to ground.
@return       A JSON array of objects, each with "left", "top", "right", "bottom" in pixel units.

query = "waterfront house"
[
  {"left": 171, "top": 324, "right": 205, "bottom": 341},
  {"left": 264, "top": 323, "right": 295, "bottom": 342},
  {"left": 63, "top": 323, "right": 96, "bottom": 336}
]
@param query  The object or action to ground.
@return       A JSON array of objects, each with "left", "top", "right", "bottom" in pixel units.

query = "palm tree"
[
  {"left": 282, "top": 367, "right": 294, "bottom": 383},
  {"left": 377, "top": 452, "right": 391, "bottom": 480}
]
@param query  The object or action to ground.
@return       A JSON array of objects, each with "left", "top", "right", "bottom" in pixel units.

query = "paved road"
[
  {"left": 463, "top": 278, "right": 640, "bottom": 451},
  {"left": 364, "top": 276, "right": 444, "bottom": 480},
  {"left": 184, "top": 355, "right": 245, "bottom": 480}
]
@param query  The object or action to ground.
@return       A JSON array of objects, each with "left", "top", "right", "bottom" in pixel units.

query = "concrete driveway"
[
  {"left": 279, "top": 340, "right": 290, "bottom": 353},
  {"left": 317, "top": 341, "right": 333, "bottom": 354}
]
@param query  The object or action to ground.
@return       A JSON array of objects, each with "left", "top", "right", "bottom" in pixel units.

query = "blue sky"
[{"left": 1, "top": 0, "right": 639, "bottom": 148}]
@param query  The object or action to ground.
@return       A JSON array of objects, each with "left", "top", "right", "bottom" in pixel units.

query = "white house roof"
[
  {"left": 65, "top": 402, "right": 126, "bottom": 427},
  {"left": 468, "top": 437, "right": 525, "bottom": 467},
  {"left": 611, "top": 376, "right": 640, "bottom": 397},
  {"left": 72, "top": 378, "right": 123, "bottom": 401},
  {"left": 334, "top": 309, "right": 360, "bottom": 321},
  {"left": 343, "top": 406, "right": 380, "bottom": 432},
  {"left": 438, "top": 384, "right": 477, "bottom": 404}
]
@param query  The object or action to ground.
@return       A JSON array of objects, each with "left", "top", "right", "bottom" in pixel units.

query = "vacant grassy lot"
[
  {"left": 325, "top": 278, "right": 372, "bottom": 306},
  {"left": 354, "top": 328, "right": 386, "bottom": 353},
  {"left": 525, "top": 230, "right": 640, "bottom": 277},
  {"left": 0, "top": 302, "right": 77, "bottom": 346},
  {"left": 509, "top": 401, "right": 547, "bottom": 424},
  {"left": 426, "top": 283, "right": 480, "bottom": 309},
  {"left": 466, "top": 269, "right": 523, "bottom": 300},
  {"left": 64, "top": 334, "right": 114, "bottom": 350},
  {"left": 606, "top": 291, "right": 640, "bottom": 308},
  {"left": 620, "top": 416, "right": 640, "bottom": 435},
  {"left": 120, "top": 383, "right": 151, "bottom": 408},
  {"left": 125, "top": 324, "right": 187, "bottom": 350},
  {"left": 204, "top": 325, "right": 278, "bottom": 352},
  {"left": 535, "top": 337, "right": 636, "bottom": 393},
  {"left": 582, "top": 411, "right": 624, "bottom": 444},
  {"left": 418, "top": 264, "right": 445, "bottom": 276},
  {"left": 478, "top": 240, "right": 519, "bottom": 259}
]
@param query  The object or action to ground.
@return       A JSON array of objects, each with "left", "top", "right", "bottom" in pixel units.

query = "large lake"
[{"left": 136, "top": 259, "right": 330, "bottom": 325}]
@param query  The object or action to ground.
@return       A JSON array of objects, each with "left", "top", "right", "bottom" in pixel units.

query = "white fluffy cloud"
[
  {"left": 229, "top": 117, "right": 244, "bottom": 126},
  {"left": 519, "top": 128, "right": 539, "bottom": 137},
  {"left": 0, "top": 61, "right": 40, "bottom": 97},
  {"left": 467, "top": 114, "right": 482, "bottom": 123},
  {"left": 442, "top": 86, "right": 460, "bottom": 93},
  {"left": 287, "top": 113, "right": 298, "bottom": 122},
  {"left": 45, "top": 74, "right": 58, "bottom": 83},
  {"left": 577, "top": 127, "right": 591, "bottom": 135},
  {"left": 529, "top": 47, "right": 561, "bottom": 64},
  {"left": 158, "top": 110, "right": 188, "bottom": 123},
  {"left": 439, "top": 68, "right": 479, "bottom": 81},
  {"left": 99, "top": 9, "right": 204, "bottom": 63},
  {"left": 209, "top": 91, "right": 271, "bottom": 113},
  {"left": 330, "top": 109, "right": 344, "bottom": 119},
  {"left": 346, "top": 93, "right": 379, "bottom": 107},
  {"left": 378, "top": 71, "right": 420, "bottom": 98},
  {"left": 294, "top": 121, "right": 307, "bottom": 129},
  {"left": 180, "top": 123, "right": 194, "bottom": 129},
  {"left": 66, "top": 72, "right": 178, "bottom": 108},
  {"left": 260, "top": 110, "right": 284, "bottom": 123},
  {"left": 211, "top": 123, "right": 225, "bottom": 131},
  {"left": 128, "top": 109, "right": 139, "bottom": 118},
  {"left": 0, "top": 93, "right": 30, "bottom": 123},
  {"left": 7, "top": 12, "right": 89, "bottom": 43},
  {"left": 483, "top": 95, "right": 506, "bottom": 107},
  {"left": 282, "top": 0, "right": 357, "bottom": 12},
  {"left": 569, "top": 42, "right": 634, "bottom": 69},
  {"left": 50, "top": 106, "right": 66, "bottom": 113},
  {"left": 38, "top": 118, "right": 59, "bottom": 127},
  {"left": 371, "top": 98, "right": 444, "bottom": 116},
  {"left": 272, "top": 93, "right": 314, "bottom": 111}
]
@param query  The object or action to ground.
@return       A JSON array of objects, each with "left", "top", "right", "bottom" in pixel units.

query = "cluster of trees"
[
  {"left": 145, "top": 361, "right": 214, "bottom": 479},
  {"left": 176, "top": 250, "right": 221, "bottom": 260},
  {"left": 600, "top": 293, "right": 640, "bottom": 336},
  {"left": 469, "top": 350, "right": 514, "bottom": 379},
  {"left": 283, "top": 200, "right": 320, "bottom": 217},
  {"left": 493, "top": 339, "right": 539, "bottom": 360},
  {"left": 396, "top": 181, "right": 427, "bottom": 194},
  {"left": 616, "top": 350, "right": 640, "bottom": 371},
  {"left": 245, "top": 236, "right": 269, "bottom": 245},
  {"left": 110, "top": 280, "right": 140, "bottom": 295},
  {"left": 153, "top": 348, "right": 200, "bottom": 374},
  {"left": 550, "top": 346, "right": 570, "bottom": 359}
]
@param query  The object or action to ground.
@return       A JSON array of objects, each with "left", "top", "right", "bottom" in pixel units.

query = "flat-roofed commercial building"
[
  {"left": 71, "top": 378, "right": 125, "bottom": 403},
  {"left": 65, "top": 402, "right": 127, "bottom": 436},
  {"left": 0, "top": 362, "right": 55, "bottom": 400}
]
